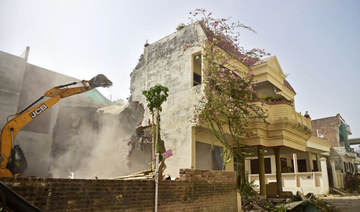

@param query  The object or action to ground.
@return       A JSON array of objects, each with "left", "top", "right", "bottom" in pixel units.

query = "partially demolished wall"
[
  {"left": 0, "top": 50, "right": 108, "bottom": 177},
  {"left": 0, "top": 50, "right": 150, "bottom": 178},
  {"left": 50, "top": 99, "right": 150, "bottom": 179}
]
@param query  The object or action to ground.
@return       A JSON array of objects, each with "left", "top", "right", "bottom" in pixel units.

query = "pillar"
[
  {"left": 293, "top": 153, "right": 298, "bottom": 187},
  {"left": 330, "top": 160, "right": 337, "bottom": 188},
  {"left": 237, "top": 192, "right": 242, "bottom": 212},
  {"left": 274, "top": 148, "right": 282, "bottom": 195},
  {"left": 307, "top": 151, "right": 314, "bottom": 172},
  {"left": 245, "top": 159, "right": 251, "bottom": 183},
  {"left": 320, "top": 157, "right": 330, "bottom": 194},
  {"left": 316, "top": 153, "right": 321, "bottom": 171},
  {"left": 257, "top": 146, "right": 266, "bottom": 197}
]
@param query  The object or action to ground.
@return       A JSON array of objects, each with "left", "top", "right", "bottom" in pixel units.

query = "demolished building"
[{"left": 0, "top": 48, "right": 149, "bottom": 178}]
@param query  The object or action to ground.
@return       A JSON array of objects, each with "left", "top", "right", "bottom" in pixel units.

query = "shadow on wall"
[{"left": 49, "top": 99, "right": 152, "bottom": 179}]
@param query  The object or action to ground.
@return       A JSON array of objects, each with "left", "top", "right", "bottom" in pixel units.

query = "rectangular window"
[
  {"left": 297, "top": 159, "right": 307, "bottom": 172},
  {"left": 196, "top": 142, "right": 223, "bottom": 170},
  {"left": 193, "top": 73, "right": 201, "bottom": 86},
  {"left": 312, "top": 160, "right": 319, "bottom": 171},
  {"left": 250, "top": 158, "right": 271, "bottom": 174},
  {"left": 281, "top": 158, "right": 290, "bottom": 173},
  {"left": 192, "top": 53, "right": 202, "bottom": 86}
]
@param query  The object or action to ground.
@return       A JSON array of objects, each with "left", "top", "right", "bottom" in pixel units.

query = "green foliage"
[
  {"left": 187, "top": 9, "right": 269, "bottom": 168},
  {"left": 276, "top": 204, "right": 288, "bottom": 212},
  {"left": 239, "top": 176, "right": 258, "bottom": 205},
  {"left": 142, "top": 84, "right": 169, "bottom": 162},
  {"left": 176, "top": 23, "right": 187, "bottom": 31},
  {"left": 142, "top": 84, "right": 169, "bottom": 115}
]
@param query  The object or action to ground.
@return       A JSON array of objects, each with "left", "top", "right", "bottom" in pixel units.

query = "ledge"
[{"left": 246, "top": 101, "right": 313, "bottom": 151}]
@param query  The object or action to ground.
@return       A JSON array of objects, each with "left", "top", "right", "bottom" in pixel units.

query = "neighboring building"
[
  {"left": 349, "top": 138, "right": 360, "bottom": 172},
  {"left": 312, "top": 114, "right": 358, "bottom": 174},
  {"left": 130, "top": 22, "right": 328, "bottom": 196}
]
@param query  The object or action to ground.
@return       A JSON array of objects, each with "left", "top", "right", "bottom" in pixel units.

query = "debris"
[
  {"left": 243, "top": 191, "right": 335, "bottom": 212},
  {"left": 163, "top": 174, "right": 171, "bottom": 180},
  {"left": 89, "top": 74, "right": 113, "bottom": 88},
  {"left": 280, "top": 200, "right": 305, "bottom": 210},
  {"left": 331, "top": 187, "right": 351, "bottom": 196}
]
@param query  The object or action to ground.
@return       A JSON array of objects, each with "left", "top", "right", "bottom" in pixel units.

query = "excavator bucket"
[{"left": 89, "top": 74, "right": 113, "bottom": 88}]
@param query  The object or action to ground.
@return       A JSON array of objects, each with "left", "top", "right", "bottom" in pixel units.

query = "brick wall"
[
  {"left": 311, "top": 115, "right": 339, "bottom": 147},
  {"left": 1, "top": 169, "right": 238, "bottom": 212}
]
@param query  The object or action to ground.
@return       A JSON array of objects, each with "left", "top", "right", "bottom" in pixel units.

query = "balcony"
[{"left": 245, "top": 100, "right": 313, "bottom": 151}]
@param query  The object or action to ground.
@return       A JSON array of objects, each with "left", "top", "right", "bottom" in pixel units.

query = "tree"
[
  {"left": 187, "top": 9, "right": 269, "bottom": 186},
  {"left": 142, "top": 84, "right": 169, "bottom": 173}
]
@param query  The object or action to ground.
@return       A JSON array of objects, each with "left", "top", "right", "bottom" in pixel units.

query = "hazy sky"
[{"left": 1, "top": 0, "right": 359, "bottom": 138}]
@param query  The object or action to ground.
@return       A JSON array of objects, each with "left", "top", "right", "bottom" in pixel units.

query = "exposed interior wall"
[
  {"left": 17, "top": 64, "right": 56, "bottom": 134},
  {"left": 0, "top": 51, "right": 27, "bottom": 129},
  {"left": 1, "top": 169, "right": 238, "bottom": 212}
]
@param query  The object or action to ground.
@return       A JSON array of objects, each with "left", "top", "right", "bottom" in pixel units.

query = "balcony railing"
[{"left": 248, "top": 100, "right": 312, "bottom": 134}]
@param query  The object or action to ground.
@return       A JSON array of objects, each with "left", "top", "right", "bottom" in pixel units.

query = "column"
[
  {"left": 245, "top": 159, "right": 251, "bottom": 182},
  {"left": 293, "top": 153, "right": 298, "bottom": 187},
  {"left": 320, "top": 157, "right": 330, "bottom": 194},
  {"left": 274, "top": 147, "right": 282, "bottom": 196},
  {"left": 316, "top": 153, "right": 321, "bottom": 171},
  {"left": 307, "top": 151, "right": 314, "bottom": 172},
  {"left": 330, "top": 160, "right": 338, "bottom": 188},
  {"left": 237, "top": 192, "right": 242, "bottom": 212},
  {"left": 257, "top": 146, "right": 266, "bottom": 197}
]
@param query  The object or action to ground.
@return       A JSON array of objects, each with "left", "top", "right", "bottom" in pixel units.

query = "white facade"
[{"left": 130, "top": 23, "right": 207, "bottom": 178}]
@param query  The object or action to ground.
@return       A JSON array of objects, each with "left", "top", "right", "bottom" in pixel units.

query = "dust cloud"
[{"left": 49, "top": 99, "right": 148, "bottom": 179}]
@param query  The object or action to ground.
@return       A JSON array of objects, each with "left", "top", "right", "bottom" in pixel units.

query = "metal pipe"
[
  {"left": 18, "top": 96, "right": 44, "bottom": 114},
  {"left": 154, "top": 153, "right": 159, "bottom": 212},
  {"left": 55, "top": 82, "right": 77, "bottom": 89}
]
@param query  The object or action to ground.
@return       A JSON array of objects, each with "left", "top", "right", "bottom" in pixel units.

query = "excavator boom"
[{"left": 0, "top": 74, "right": 112, "bottom": 177}]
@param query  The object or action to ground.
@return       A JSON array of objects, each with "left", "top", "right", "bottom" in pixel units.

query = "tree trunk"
[
  {"left": 156, "top": 109, "right": 160, "bottom": 153},
  {"left": 151, "top": 113, "right": 155, "bottom": 170}
]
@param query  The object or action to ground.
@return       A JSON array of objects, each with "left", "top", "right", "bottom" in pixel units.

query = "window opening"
[
  {"left": 250, "top": 158, "right": 271, "bottom": 174},
  {"left": 297, "top": 159, "right": 307, "bottom": 172},
  {"left": 196, "top": 142, "right": 223, "bottom": 170},
  {"left": 192, "top": 53, "right": 202, "bottom": 86}
]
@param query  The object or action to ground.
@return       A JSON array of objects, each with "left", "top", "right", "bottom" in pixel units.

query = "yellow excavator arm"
[{"left": 0, "top": 74, "right": 112, "bottom": 177}]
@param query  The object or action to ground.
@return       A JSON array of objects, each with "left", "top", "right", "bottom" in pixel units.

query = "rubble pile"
[{"left": 243, "top": 192, "right": 335, "bottom": 212}]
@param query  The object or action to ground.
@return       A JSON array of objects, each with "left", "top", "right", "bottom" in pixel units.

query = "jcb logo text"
[{"left": 30, "top": 104, "right": 48, "bottom": 119}]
